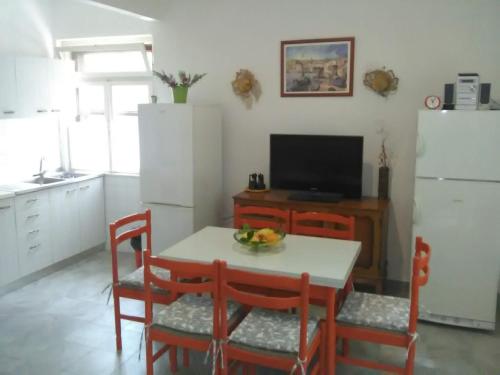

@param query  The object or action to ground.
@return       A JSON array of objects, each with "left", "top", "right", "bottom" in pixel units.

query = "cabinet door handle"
[
  {"left": 26, "top": 198, "right": 38, "bottom": 204},
  {"left": 3, "top": 110, "right": 15, "bottom": 114},
  {"left": 37, "top": 109, "right": 48, "bottom": 113},
  {"left": 27, "top": 214, "right": 40, "bottom": 220},
  {"left": 80, "top": 185, "right": 90, "bottom": 190},
  {"left": 66, "top": 188, "right": 77, "bottom": 194},
  {"left": 29, "top": 243, "right": 41, "bottom": 251},
  {"left": 28, "top": 229, "right": 40, "bottom": 235},
  {"left": 0, "top": 205, "right": 11, "bottom": 210},
  {"left": 51, "top": 109, "right": 61, "bottom": 113}
]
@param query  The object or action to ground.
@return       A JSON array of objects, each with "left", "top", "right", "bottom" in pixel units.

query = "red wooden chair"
[
  {"left": 291, "top": 210, "right": 356, "bottom": 305},
  {"left": 290, "top": 210, "right": 355, "bottom": 240},
  {"left": 335, "top": 236, "right": 432, "bottom": 374},
  {"left": 234, "top": 204, "right": 291, "bottom": 232},
  {"left": 109, "top": 209, "right": 173, "bottom": 351},
  {"left": 144, "top": 253, "right": 243, "bottom": 374},
  {"left": 219, "top": 261, "right": 323, "bottom": 375}
]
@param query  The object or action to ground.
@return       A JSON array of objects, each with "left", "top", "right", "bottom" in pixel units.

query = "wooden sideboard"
[{"left": 233, "top": 190, "right": 389, "bottom": 293}]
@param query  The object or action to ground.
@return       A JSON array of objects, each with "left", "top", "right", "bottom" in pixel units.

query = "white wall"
[
  {"left": 49, "top": 0, "right": 152, "bottom": 40},
  {"left": 152, "top": 0, "right": 500, "bottom": 282},
  {"left": 0, "top": 0, "right": 53, "bottom": 56}
]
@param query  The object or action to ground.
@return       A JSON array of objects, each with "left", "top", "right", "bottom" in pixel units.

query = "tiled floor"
[{"left": 0, "top": 251, "right": 499, "bottom": 374}]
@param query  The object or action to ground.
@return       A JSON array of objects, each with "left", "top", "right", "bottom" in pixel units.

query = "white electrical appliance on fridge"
[
  {"left": 138, "top": 103, "right": 222, "bottom": 254},
  {"left": 413, "top": 110, "right": 500, "bottom": 330}
]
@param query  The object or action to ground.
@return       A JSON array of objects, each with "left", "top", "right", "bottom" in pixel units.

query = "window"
[{"left": 67, "top": 42, "right": 152, "bottom": 174}]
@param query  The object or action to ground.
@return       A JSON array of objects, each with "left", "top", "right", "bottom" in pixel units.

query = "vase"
[
  {"left": 172, "top": 86, "right": 188, "bottom": 103},
  {"left": 378, "top": 166, "right": 390, "bottom": 200}
]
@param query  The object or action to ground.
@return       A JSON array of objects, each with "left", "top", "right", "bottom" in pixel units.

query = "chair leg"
[
  {"left": 112, "top": 290, "right": 122, "bottom": 351},
  {"left": 182, "top": 348, "right": 189, "bottom": 368},
  {"left": 146, "top": 332, "right": 154, "bottom": 375},
  {"left": 320, "top": 321, "right": 326, "bottom": 373},
  {"left": 405, "top": 343, "right": 416, "bottom": 375},
  {"left": 169, "top": 346, "right": 178, "bottom": 373}
]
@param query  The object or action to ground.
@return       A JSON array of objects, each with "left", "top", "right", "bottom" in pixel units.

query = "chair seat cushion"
[
  {"left": 229, "top": 308, "right": 319, "bottom": 354},
  {"left": 119, "top": 266, "right": 170, "bottom": 291},
  {"left": 153, "top": 294, "right": 240, "bottom": 336},
  {"left": 336, "top": 292, "right": 410, "bottom": 333}
]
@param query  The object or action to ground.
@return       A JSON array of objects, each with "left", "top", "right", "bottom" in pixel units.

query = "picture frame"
[{"left": 280, "top": 37, "right": 355, "bottom": 97}]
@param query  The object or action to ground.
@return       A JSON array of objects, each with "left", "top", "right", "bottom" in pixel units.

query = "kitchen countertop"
[
  {"left": 0, "top": 190, "right": 15, "bottom": 200},
  {"left": 0, "top": 173, "right": 103, "bottom": 195}
]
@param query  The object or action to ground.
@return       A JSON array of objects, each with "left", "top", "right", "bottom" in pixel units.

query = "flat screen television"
[{"left": 270, "top": 134, "right": 363, "bottom": 199}]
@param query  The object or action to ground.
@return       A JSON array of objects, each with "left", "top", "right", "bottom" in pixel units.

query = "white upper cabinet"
[
  {"left": 0, "top": 57, "right": 76, "bottom": 118},
  {"left": 0, "top": 57, "right": 18, "bottom": 118},
  {"left": 49, "top": 59, "right": 76, "bottom": 114},
  {"left": 15, "top": 57, "right": 50, "bottom": 116}
]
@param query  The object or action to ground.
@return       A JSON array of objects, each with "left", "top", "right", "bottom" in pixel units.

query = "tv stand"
[
  {"left": 233, "top": 189, "right": 389, "bottom": 293},
  {"left": 288, "top": 191, "right": 343, "bottom": 203}
]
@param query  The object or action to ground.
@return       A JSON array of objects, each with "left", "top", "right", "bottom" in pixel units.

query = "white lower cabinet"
[
  {"left": 78, "top": 178, "right": 105, "bottom": 251},
  {"left": 49, "top": 177, "right": 106, "bottom": 262},
  {"left": 15, "top": 190, "right": 52, "bottom": 276},
  {"left": 0, "top": 176, "right": 106, "bottom": 288},
  {"left": 0, "top": 198, "right": 19, "bottom": 285},
  {"left": 49, "top": 184, "right": 80, "bottom": 262}
]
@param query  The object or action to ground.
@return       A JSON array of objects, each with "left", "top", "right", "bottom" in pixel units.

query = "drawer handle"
[
  {"left": 29, "top": 243, "right": 41, "bottom": 250},
  {"left": 28, "top": 229, "right": 40, "bottom": 235},
  {"left": 66, "top": 189, "right": 77, "bottom": 194},
  {"left": 51, "top": 109, "right": 61, "bottom": 113},
  {"left": 37, "top": 109, "right": 48, "bottom": 113},
  {"left": 27, "top": 214, "right": 40, "bottom": 220},
  {"left": 3, "top": 110, "right": 15, "bottom": 114},
  {"left": 0, "top": 205, "right": 11, "bottom": 210},
  {"left": 80, "top": 185, "right": 90, "bottom": 190},
  {"left": 26, "top": 198, "right": 38, "bottom": 204}
]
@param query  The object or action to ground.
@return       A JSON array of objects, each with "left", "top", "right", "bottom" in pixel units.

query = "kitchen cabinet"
[
  {"left": 0, "top": 57, "right": 18, "bottom": 119},
  {"left": 0, "top": 198, "right": 19, "bottom": 286},
  {"left": 49, "top": 59, "right": 76, "bottom": 114},
  {"left": 15, "top": 190, "right": 53, "bottom": 276},
  {"left": 15, "top": 57, "right": 50, "bottom": 116},
  {"left": 79, "top": 177, "right": 105, "bottom": 251},
  {"left": 0, "top": 57, "right": 75, "bottom": 119},
  {"left": 49, "top": 184, "right": 80, "bottom": 262}
]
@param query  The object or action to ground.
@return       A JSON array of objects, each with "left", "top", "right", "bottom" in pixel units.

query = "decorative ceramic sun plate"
[
  {"left": 233, "top": 225, "right": 286, "bottom": 250},
  {"left": 363, "top": 67, "right": 399, "bottom": 97}
]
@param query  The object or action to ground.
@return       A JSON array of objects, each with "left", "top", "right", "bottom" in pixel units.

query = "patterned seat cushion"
[
  {"left": 336, "top": 292, "right": 410, "bottom": 332},
  {"left": 153, "top": 294, "right": 241, "bottom": 336},
  {"left": 229, "top": 308, "right": 319, "bottom": 354},
  {"left": 119, "top": 266, "right": 170, "bottom": 291}
]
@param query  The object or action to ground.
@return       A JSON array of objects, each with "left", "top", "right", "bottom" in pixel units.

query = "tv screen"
[{"left": 270, "top": 134, "right": 363, "bottom": 199}]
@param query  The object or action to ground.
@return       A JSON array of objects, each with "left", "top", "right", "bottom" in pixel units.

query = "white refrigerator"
[
  {"left": 138, "top": 104, "right": 222, "bottom": 253},
  {"left": 413, "top": 110, "right": 500, "bottom": 330}
]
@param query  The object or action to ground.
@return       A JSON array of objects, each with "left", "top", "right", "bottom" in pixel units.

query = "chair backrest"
[
  {"left": 219, "top": 261, "right": 310, "bottom": 360},
  {"left": 291, "top": 210, "right": 355, "bottom": 240},
  {"left": 109, "top": 209, "right": 152, "bottom": 283},
  {"left": 143, "top": 249, "right": 220, "bottom": 336},
  {"left": 234, "top": 204, "right": 291, "bottom": 233},
  {"left": 408, "top": 236, "right": 432, "bottom": 334}
]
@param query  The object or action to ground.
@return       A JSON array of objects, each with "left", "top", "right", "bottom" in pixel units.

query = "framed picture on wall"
[{"left": 281, "top": 37, "right": 355, "bottom": 97}]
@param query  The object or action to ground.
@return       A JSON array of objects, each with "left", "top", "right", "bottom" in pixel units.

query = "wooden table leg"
[{"left": 326, "top": 288, "right": 336, "bottom": 375}]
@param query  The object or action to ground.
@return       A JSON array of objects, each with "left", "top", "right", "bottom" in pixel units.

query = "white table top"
[{"left": 159, "top": 226, "right": 361, "bottom": 289}]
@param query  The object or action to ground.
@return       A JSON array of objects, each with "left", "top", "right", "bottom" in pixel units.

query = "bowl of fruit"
[{"left": 233, "top": 225, "right": 286, "bottom": 250}]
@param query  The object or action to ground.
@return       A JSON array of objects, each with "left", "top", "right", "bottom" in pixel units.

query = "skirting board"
[{"left": 0, "top": 244, "right": 105, "bottom": 297}]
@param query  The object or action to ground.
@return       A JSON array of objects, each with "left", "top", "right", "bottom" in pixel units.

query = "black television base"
[{"left": 288, "top": 191, "right": 343, "bottom": 203}]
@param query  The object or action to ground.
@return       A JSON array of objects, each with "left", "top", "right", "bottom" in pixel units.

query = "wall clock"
[{"left": 424, "top": 95, "right": 441, "bottom": 110}]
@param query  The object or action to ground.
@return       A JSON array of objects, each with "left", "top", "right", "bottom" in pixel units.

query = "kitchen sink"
[
  {"left": 58, "top": 172, "right": 87, "bottom": 179},
  {"left": 25, "top": 177, "right": 65, "bottom": 185}
]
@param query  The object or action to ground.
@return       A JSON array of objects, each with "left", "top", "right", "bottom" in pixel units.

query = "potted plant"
[{"left": 153, "top": 70, "right": 207, "bottom": 103}]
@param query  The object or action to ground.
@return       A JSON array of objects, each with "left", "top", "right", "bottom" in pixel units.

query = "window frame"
[{"left": 70, "top": 49, "right": 152, "bottom": 175}]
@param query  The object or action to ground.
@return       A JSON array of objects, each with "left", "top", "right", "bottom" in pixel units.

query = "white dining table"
[{"left": 159, "top": 226, "right": 361, "bottom": 374}]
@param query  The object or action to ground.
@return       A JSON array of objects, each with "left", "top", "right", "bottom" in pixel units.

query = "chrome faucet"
[{"left": 33, "top": 157, "right": 47, "bottom": 182}]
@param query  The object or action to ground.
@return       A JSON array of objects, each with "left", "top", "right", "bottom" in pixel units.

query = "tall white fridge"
[
  {"left": 413, "top": 110, "right": 500, "bottom": 330},
  {"left": 138, "top": 104, "right": 222, "bottom": 253}
]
